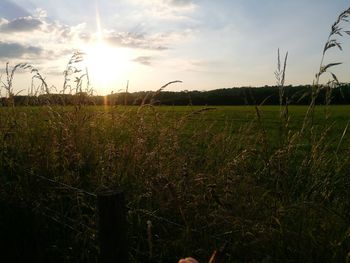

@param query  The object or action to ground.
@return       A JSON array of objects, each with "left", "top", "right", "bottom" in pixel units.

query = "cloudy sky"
[{"left": 0, "top": 0, "right": 349, "bottom": 95}]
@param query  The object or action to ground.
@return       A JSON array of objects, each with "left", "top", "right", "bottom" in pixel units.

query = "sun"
[{"left": 83, "top": 42, "right": 132, "bottom": 92}]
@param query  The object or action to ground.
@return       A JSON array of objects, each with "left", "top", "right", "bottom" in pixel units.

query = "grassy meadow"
[
  {"left": 1, "top": 104, "right": 350, "bottom": 262},
  {"left": 1, "top": 6, "right": 350, "bottom": 262}
]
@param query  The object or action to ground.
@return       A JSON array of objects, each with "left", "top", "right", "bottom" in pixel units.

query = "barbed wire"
[
  {"left": 130, "top": 208, "right": 232, "bottom": 243},
  {"left": 17, "top": 169, "right": 98, "bottom": 235},
  {"left": 20, "top": 170, "right": 231, "bottom": 246},
  {"left": 38, "top": 206, "right": 83, "bottom": 234},
  {"left": 31, "top": 173, "right": 97, "bottom": 197},
  {"left": 131, "top": 208, "right": 185, "bottom": 228},
  {"left": 40, "top": 205, "right": 96, "bottom": 232}
]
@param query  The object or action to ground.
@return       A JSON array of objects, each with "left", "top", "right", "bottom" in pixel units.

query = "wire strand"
[{"left": 33, "top": 173, "right": 97, "bottom": 197}]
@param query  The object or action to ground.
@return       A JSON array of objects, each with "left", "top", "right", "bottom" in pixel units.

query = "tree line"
[{"left": 1, "top": 84, "right": 350, "bottom": 106}]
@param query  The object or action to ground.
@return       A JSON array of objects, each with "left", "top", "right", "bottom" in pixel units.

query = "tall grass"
[{"left": 0, "top": 7, "right": 350, "bottom": 263}]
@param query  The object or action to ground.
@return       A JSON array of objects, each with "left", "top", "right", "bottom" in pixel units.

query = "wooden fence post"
[{"left": 97, "top": 189, "right": 128, "bottom": 263}]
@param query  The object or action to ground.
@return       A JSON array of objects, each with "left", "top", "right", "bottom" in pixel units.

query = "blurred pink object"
[{"left": 178, "top": 257, "right": 199, "bottom": 263}]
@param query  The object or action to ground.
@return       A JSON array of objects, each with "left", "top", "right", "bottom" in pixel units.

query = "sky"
[{"left": 0, "top": 0, "right": 349, "bottom": 95}]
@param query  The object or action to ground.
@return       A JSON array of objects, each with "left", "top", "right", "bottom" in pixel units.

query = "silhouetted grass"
[{"left": 0, "top": 6, "right": 350, "bottom": 263}]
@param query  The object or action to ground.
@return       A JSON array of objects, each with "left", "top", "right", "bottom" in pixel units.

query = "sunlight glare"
[{"left": 84, "top": 43, "right": 132, "bottom": 92}]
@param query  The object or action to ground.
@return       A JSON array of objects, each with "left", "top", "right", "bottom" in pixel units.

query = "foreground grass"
[{"left": 1, "top": 105, "right": 350, "bottom": 262}]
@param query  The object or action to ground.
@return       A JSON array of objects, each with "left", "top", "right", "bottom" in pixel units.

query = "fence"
[
  {"left": 30, "top": 173, "right": 128, "bottom": 262},
  {"left": 2, "top": 172, "right": 229, "bottom": 263}
]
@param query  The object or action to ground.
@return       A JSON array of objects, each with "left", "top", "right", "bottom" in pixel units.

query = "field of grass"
[
  {"left": 1, "top": 104, "right": 350, "bottom": 262},
  {"left": 1, "top": 6, "right": 350, "bottom": 262}
]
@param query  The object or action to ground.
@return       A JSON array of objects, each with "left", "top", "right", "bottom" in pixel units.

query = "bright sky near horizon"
[{"left": 0, "top": 0, "right": 349, "bottom": 95}]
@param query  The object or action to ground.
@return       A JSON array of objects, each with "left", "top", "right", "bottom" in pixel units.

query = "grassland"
[
  {"left": 1, "top": 104, "right": 350, "bottom": 262},
  {"left": 2, "top": 6, "right": 350, "bottom": 262}
]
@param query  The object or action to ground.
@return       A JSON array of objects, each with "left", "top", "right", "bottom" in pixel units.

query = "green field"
[{"left": 1, "top": 105, "right": 350, "bottom": 262}]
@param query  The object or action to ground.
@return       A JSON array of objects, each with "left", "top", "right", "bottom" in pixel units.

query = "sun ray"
[
  {"left": 79, "top": 1, "right": 134, "bottom": 93},
  {"left": 95, "top": 0, "right": 103, "bottom": 42},
  {"left": 83, "top": 43, "right": 133, "bottom": 93}
]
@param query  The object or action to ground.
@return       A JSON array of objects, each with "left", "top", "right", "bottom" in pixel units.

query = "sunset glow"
[
  {"left": 84, "top": 42, "right": 132, "bottom": 91},
  {"left": 0, "top": 0, "right": 349, "bottom": 94},
  {"left": 1, "top": 1, "right": 350, "bottom": 261}
]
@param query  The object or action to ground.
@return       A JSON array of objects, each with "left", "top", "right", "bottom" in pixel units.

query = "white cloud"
[
  {"left": 33, "top": 8, "right": 47, "bottom": 18},
  {"left": 126, "top": 0, "right": 197, "bottom": 21},
  {"left": 104, "top": 31, "right": 168, "bottom": 50},
  {"left": 130, "top": 0, "right": 195, "bottom": 7},
  {"left": 133, "top": 56, "right": 153, "bottom": 65},
  {"left": 0, "top": 16, "right": 42, "bottom": 32},
  {"left": 0, "top": 11, "right": 89, "bottom": 63},
  {"left": 167, "top": 0, "right": 194, "bottom": 7},
  {"left": 0, "top": 5, "right": 194, "bottom": 63},
  {"left": 0, "top": 41, "right": 42, "bottom": 58}
]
